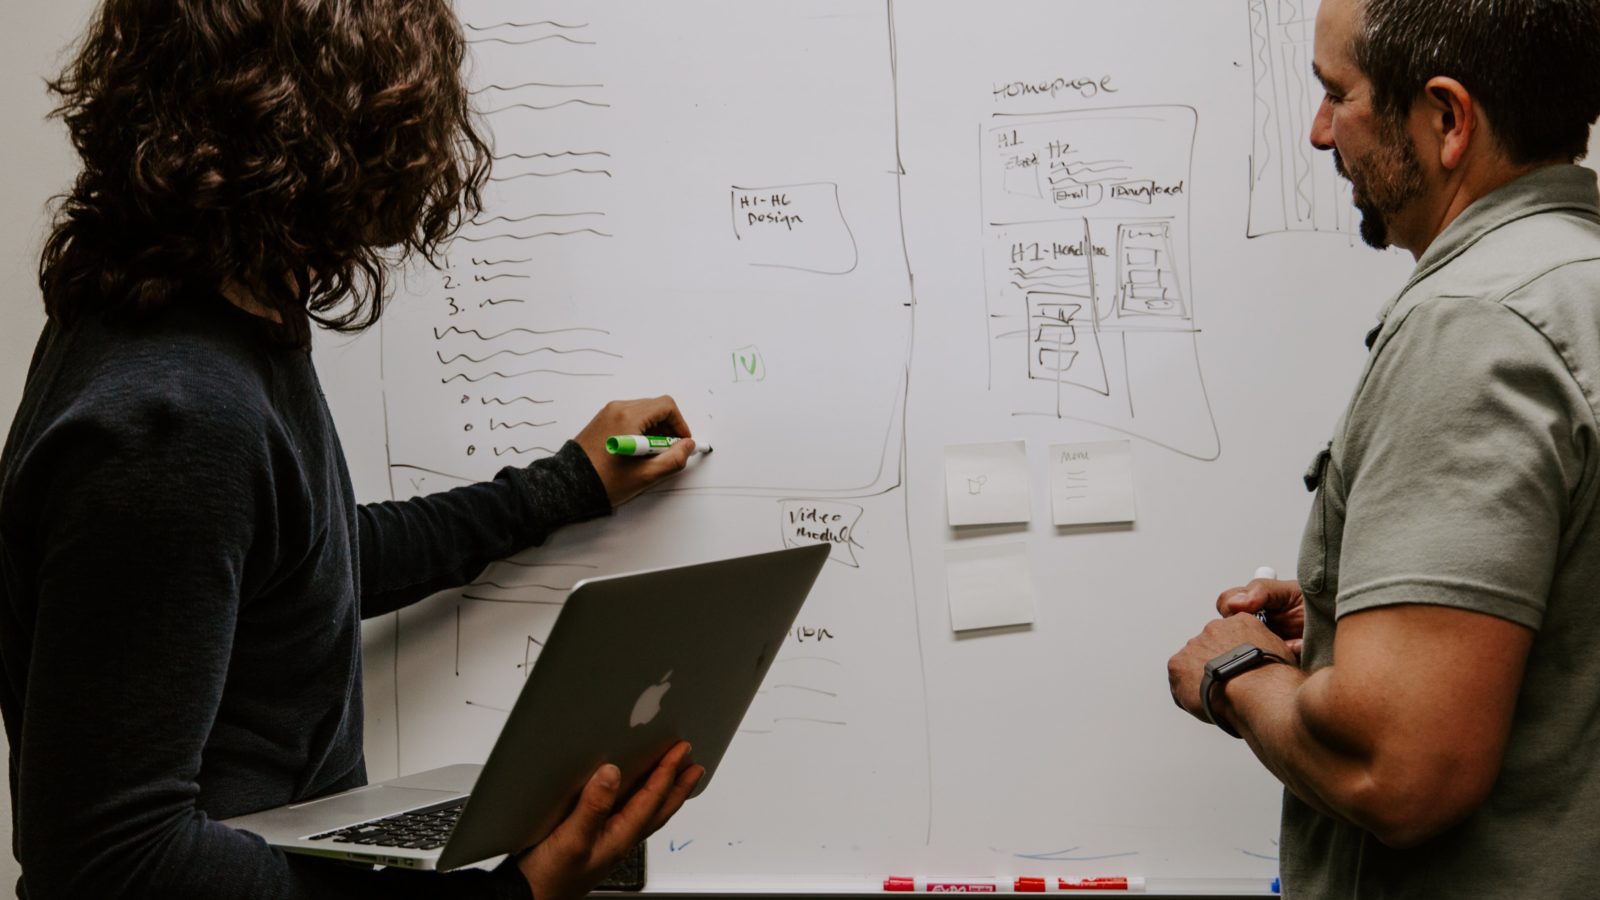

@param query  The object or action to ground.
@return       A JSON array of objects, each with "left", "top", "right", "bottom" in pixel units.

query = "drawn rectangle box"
[
  {"left": 1034, "top": 317, "right": 1081, "bottom": 373},
  {"left": 1110, "top": 180, "right": 1156, "bottom": 205},
  {"left": 1054, "top": 183, "right": 1102, "bottom": 209},
  {"left": 1033, "top": 304, "right": 1080, "bottom": 371},
  {"left": 983, "top": 105, "right": 1196, "bottom": 227},
  {"left": 1035, "top": 319, "right": 1080, "bottom": 355},
  {"left": 1026, "top": 293, "right": 1107, "bottom": 393},
  {"left": 1037, "top": 346, "right": 1079, "bottom": 374},
  {"left": 1116, "top": 222, "right": 1187, "bottom": 320}
]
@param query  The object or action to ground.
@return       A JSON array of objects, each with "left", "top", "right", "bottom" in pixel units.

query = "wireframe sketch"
[
  {"left": 1246, "top": 0, "right": 1356, "bottom": 236},
  {"left": 730, "top": 183, "right": 859, "bottom": 274},
  {"left": 981, "top": 106, "right": 1219, "bottom": 460}
]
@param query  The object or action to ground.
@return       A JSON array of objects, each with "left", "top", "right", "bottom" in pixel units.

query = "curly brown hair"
[{"left": 39, "top": 0, "right": 490, "bottom": 346}]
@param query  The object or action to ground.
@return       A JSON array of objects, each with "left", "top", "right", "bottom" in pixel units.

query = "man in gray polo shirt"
[{"left": 1167, "top": 0, "right": 1600, "bottom": 895}]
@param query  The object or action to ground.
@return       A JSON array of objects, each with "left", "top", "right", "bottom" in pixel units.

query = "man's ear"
[{"left": 1421, "top": 76, "right": 1476, "bottom": 170}]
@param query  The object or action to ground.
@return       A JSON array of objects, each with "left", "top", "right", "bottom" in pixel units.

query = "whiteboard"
[
  {"left": 13, "top": 0, "right": 1571, "bottom": 893},
  {"left": 321, "top": 2, "right": 1411, "bottom": 891}
]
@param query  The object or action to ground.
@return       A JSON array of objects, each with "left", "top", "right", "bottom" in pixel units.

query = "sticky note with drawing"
[
  {"left": 944, "top": 440, "right": 1031, "bottom": 526},
  {"left": 1048, "top": 440, "right": 1137, "bottom": 526}
]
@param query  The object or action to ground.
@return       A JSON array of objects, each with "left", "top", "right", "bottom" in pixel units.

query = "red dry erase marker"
[
  {"left": 884, "top": 877, "right": 1005, "bottom": 892},
  {"left": 1012, "top": 877, "right": 1148, "bottom": 892},
  {"left": 1058, "top": 876, "right": 1146, "bottom": 891}
]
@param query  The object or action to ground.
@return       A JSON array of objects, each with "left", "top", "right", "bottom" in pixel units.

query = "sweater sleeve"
[
  {"left": 15, "top": 399, "right": 530, "bottom": 900},
  {"left": 355, "top": 441, "right": 611, "bottom": 618}
]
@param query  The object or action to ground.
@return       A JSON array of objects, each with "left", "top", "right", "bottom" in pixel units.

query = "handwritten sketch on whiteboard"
[
  {"left": 980, "top": 106, "right": 1220, "bottom": 460},
  {"left": 731, "top": 183, "right": 860, "bottom": 275},
  {"left": 372, "top": 0, "right": 932, "bottom": 878},
  {"left": 1246, "top": 0, "right": 1356, "bottom": 236},
  {"left": 383, "top": 5, "right": 912, "bottom": 500}
]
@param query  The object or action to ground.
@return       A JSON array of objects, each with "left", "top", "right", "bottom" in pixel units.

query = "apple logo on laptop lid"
[{"left": 630, "top": 670, "right": 672, "bottom": 728}]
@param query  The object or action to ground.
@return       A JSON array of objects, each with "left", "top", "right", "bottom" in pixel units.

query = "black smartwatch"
[{"left": 1199, "top": 643, "right": 1290, "bottom": 738}]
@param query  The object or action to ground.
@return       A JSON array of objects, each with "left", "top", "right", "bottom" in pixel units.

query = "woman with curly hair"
[{"left": 0, "top": 0, "right": 703, "bottom": 896}]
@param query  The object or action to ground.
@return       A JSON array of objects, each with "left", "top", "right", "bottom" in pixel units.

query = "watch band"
[{"left": 1199, "top": 643, "right": 1290, "bottom": 738}]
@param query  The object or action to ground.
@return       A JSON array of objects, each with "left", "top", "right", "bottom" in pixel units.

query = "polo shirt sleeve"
[{"left": 1335, "top": 294, "right": 1591, "bottom": 629}]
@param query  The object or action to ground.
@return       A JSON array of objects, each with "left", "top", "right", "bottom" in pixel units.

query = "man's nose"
[{"left": 1309, "top": 95, "right": 1335, "bottom": 151}]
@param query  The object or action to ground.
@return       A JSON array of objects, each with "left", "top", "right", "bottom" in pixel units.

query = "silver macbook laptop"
[{"left": 223, "top": 543, "right": 830, "bottom": 871}]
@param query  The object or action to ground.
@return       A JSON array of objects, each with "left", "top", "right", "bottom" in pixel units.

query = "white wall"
[{"left": 0, "top": 7, "right": 82, "bottom": 419}]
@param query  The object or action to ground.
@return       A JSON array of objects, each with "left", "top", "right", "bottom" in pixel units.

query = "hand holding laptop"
[
  {"left": 519, "top": 741, "right": 704, "bottom": 900},
  {"left": 223, "top": 546, "right": 827, "bottom": 876}
]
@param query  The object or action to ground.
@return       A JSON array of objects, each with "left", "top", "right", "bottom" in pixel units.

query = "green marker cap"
[{"left": 605, "top": 436, "right": 637, "bottom": 455}]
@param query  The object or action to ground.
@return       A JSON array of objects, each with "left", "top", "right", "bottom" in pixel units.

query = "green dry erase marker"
[{"left": 605, "top": 435, "right": 712, "bottom": 456}]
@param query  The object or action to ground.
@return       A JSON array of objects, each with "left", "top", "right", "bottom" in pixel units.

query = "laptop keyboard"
[{"left": 306, "top": 797, "right": 465, "bottom": 850}]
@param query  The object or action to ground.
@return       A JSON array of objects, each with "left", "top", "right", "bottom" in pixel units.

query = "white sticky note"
[
  {"left": 945, "top": 542, "right": 1036, "bottom": 632},
  {"left": 944, "top": 440, "right": 1031, "bottom": 526},
  {"left": 1049, "top": 440, "right": 1137, "bottom": 526}
]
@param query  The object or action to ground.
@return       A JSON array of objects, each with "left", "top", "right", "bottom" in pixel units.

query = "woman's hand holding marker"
[
  {"left": 574, "top": 396, "right": 704, "bottom": 506},
  {"left": 605, "top": 435, "right": 713, "bottom": 456}
]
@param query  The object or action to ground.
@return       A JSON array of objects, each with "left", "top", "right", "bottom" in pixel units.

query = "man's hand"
[
  {"left": 518, "top": 741, "right": 704, "bottom": 900},
  {"left": 1167, "top": 613, "right": 1297, "bottom": 727},
  {"left": 1217, "top": 577, "right": 1306, "bottom": 656},
  {"left": 572, "top": 397, "right": 698, "bottom": 506}
]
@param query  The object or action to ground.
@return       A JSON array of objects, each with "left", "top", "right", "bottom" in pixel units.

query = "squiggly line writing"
[
  {"left": 434, "top": 325, "right": 610, "bottom": 340},
  {"left": 441, "top": 369, "right": 612, "bottom": 383},
  {"left": 471, "top": 82, "right": 603, "bottom": 94},
  {"left": 475, "top": 212, "right": 606, "bottom": 226},
  {"left": 492, "top": 151, "right": 611, "bottom": 161},
  {"left": 491, "top": 446, "right": 560, "bottom": 457},
  {"left": 454, "top": 229, "right": 613, "bottom": 243},
  {"left": 485, "top": 101, "right": 610, "bottom": 114},
  {"left": 480, "top": 396, "right": 553, "bottom": 406},
  {"left": 437, "top": 347, "right": 622, "bottom": 365},
  {"left": 463, "top": 20, "right": 587, "bottom": 31},
  {"left": 487, "top": 168, "right": 613, "bottom": 180},
  {"left": 467, "top": 34, "right": 596, "bottom": 46}
]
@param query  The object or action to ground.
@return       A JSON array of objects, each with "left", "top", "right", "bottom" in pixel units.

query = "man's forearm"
[
  {"left": 1221, "top": 664, "right": 1371, "bottom": 827},
  {"left": 1221, "top": 659, "right": 1488, "bottom": 849},
  {"left": 1174, "top": 605, "right": 1526, "bottom": 847}
]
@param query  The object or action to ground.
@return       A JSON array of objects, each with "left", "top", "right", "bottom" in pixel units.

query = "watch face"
[{"left": 1208, "top": 644, "right": 1263, "bottom": 679}]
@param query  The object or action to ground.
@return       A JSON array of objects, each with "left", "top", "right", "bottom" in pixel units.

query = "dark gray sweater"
[{"left": 0, "top": 300, "right": 610, "bottom": 898}]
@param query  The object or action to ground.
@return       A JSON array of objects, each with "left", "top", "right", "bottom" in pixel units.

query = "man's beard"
[{"left": 1333, "top": 116, "right": 1426, "bottom": 250}]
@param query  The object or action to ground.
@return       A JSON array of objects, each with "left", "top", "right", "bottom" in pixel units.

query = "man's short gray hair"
[{"left": 1354, "top": 0, "right": 1600, "bottom": 163}]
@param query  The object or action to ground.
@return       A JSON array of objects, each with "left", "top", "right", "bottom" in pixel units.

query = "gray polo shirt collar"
[{"left": 1373, "top": 164, "right": 1600, "bottom": 331}]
